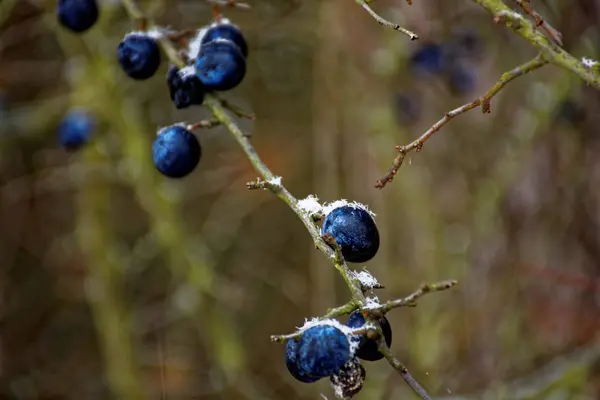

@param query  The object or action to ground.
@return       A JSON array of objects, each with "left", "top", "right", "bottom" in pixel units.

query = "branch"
[
  {"left": 369, "top": 280, "right": 458, "bottom": 314},
  {"left": 472, "top": 0, "right": 600, "bottom": 89},
  {"left": 376, "top": 54, "right": 548, "bottom": 188},
  {"left": 119, "top": 2, "right": 456, "bottom": 398},
  {"left": 514, "top": 0, "right": 562, "bottom": 45},
  {"left": 353, "top": 0, "right": 419, "bottom": 40}
]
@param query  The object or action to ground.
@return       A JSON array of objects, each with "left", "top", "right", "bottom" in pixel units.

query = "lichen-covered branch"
[
  {"left": 514, "top": 0, "right": 562, "bottom": 45},
  {"left": 473, "top": 0, "right": 600, "bottom": 89},
  {"left": 376, "top": 54, "right": 548, "bottom": 188}
]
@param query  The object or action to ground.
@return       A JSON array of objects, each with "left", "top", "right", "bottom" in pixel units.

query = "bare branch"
[
  {"left": 379, "top": 339, "right": 433, "bottom": 400},
  {"left": 376, "top": 54, "right": 548, "bottom": 188},
  {"left": 353, "top": 0, "right": 419, "bottom": 40}
]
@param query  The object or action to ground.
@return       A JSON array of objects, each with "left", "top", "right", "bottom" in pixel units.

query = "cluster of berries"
[
  {"left": 281, "top": 203, "right": 391, "bottom": 396},
  {"left": 285, "top": 313, "right": 392, "bottom": 397},
  {"left": 56, "top": 0, "right": 249, "bottom": 179}
]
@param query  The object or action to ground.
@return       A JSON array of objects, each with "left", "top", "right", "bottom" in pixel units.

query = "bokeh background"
[{"left": 1, "top": 0, "right": 600, "bottom": 399}]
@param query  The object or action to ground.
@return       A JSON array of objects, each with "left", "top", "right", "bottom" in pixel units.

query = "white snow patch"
[
  {"left": 267, "top": 176, "right": 282, "bottom": 186},
  {"left": 178, "top": 65, "right": 196, "bottom": 78},
  {"left": 351, "top": 268, "right": 380, "bottom": 289},
  {"left": 187, "top": 27, "right": 209, "bottom": 60},
  {"left": 362, "top": 296, "right": 382, "bottom": 311},
  {"left": 297, "top": 195, "right": 324, "bottom": 215},
  {"left": 582, "top": 57, "right": 598, "bottom": 68},
  {"left": 322, "top": 199, "right": 376, "bottom": 218},
  {"left": 124, "top": 27, "right": 170, "bottom": 42}
]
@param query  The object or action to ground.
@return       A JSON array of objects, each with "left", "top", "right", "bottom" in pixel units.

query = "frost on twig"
[
  {"left": 351, "top": 268, "right": 384, "bottom": 290},
  {"left": 246, "top": 176, "right": 282, "bottom": 192}
]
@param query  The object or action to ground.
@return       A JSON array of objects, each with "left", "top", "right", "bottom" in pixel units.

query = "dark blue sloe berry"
[
  {"left": 152, "top": 126, "right": 201, "bottom": 178},
  {"left": 321, "top": 206, "right": 380, "bottom": 263},
  {"left": 409, "top": 42, "right": 447, "bottom": 75},
  {"left": 117, "top": 34, "right": 161, "bottom": 80},
  {"left": 296, "top": 325, "right": 351, "bottom": 378},
  {"left": 195, "top": 40, "right": 246, "bottom": 91},
  {"left": 447, "top": 61, "right": 476, "bottom": 95},
  {"left": 166, "top": 66, "right": 205, "bottom": 109},
  {"left": 202, "top": 22, "right": 249, "bottom": 59},
  {"left": 346, "top": 310, "right": 392, "bottom": 362},
  {"left": 450, "top": 28, "right": 482, "bottom": 59},
  {"left": 285, "top": 339, "right": 321, "bottom": 383},
  {"left": 556, "top": 99, "right": 586, "bottom": 126},
  {"left": 57, "top": 0, "right": 98, "bottom": 33},
  {"left": 330, "top": 358, "right": 366, "bottom": 398},
  {"left": 58, "top": 110, "right": 95, "bottom": 151}
]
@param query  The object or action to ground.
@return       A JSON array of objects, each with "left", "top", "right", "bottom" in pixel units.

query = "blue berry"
[
  {"left": 166, "top": 65, "right": 205, "bottom": 109},
  {"left": 450, "top": 28, "right": 482, "bottom": 59},
  {"left": 409, "top": 42, "right": 447, "bottom": 75},
  {"left": 447, "top": 60, "right": 476, "bottom": 95},
  {"left": 195, "top": 40, "right": 246, "bottom": 91},
  {"left": 117, "top": 34, "right": 161, "bottom": 80},
  {"left": 152, "top": 126, "right": 201, "bottom": 178},
  {"left": 346, "top": 311, "right": 392, "bottom": 362},
  {"left": 556, "top": 99, "right": 585, "bottom": 126},
  {"left": 296, "top": 325, "right": 351, "bottom": 378},
  {"left": 285, "top": 339, "right": 321, "bottom": 383},
  {"left": 201, "top": 22, "right": 249, "bottom": 59},
  {"left": 321, "top": 206, "right": 380, "bottom": 263},
  {"left": 330, "top": 358, "right": 366, "bottom": 398},
  {"left": 57, "top": 0, "right": 98, "bottom": 33},
  {"left": 58, "top": 110, "right": 95, "bottom": 151}
]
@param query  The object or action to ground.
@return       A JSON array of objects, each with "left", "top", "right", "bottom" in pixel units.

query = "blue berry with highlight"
[
  {"left": 152, "top": 126, "right": 201, "bottom": 178},
  {"left": 166, "top": 65, "right": 205, "bottom": 109},
  {"left": 322, "top": 206, "right": 380, "bottom": 263},
  {"left": 296, "top": 325, "right": 351, "bottom": 378},
  {"left": 202, "top": 22, "right": 249, "bottom": 59},
  {"left": 57, "top": 0, "right": 98, "bottom": 33},
  {"left": 285, "top": 339, "right": 321, "bottom": 383},
  {"left": 117, "top": 34, "right": 161, "bottom": 80},
  {"left": 58, "top": 110, "right": 95, "bottom": 151},
  {"left": 346, "top": 310, "right": 392, "bottom": 362},
  {"left": 195, "top": 40, "right": 246, "bottom": 91}
]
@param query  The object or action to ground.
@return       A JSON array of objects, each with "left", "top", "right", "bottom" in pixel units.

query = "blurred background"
[{"left": 1, "top": 0, "right": 600, "bottom": 399}]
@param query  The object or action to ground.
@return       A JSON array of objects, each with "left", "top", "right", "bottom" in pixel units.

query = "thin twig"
[
  {"left": 187, "top": 118, "right": 221, "bottom": 130},
  {"left": 515, "top": 0, "right": 562, "bottom": 45},
  {"left": 353, "top": 0, "right": 419, "bottom": 40},
  {"left": 375, "top": 54, "right": 548, "bottom": 188},
  {"left": 370, "top": 280, "right": 458, "bottom": 314}
]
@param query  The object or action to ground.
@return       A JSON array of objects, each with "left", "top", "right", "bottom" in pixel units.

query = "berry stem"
[{"left": 353, "top": 0, "right": 419, "bottom": 40}]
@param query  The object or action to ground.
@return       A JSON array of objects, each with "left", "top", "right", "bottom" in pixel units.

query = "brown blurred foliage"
[{"left": 1, "top": 0, "right": 600, "bottom": 399}]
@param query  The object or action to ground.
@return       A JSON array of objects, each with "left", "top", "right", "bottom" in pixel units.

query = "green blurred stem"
[{"left": 77, "top": 146, "right": 143, "bottom": 399}]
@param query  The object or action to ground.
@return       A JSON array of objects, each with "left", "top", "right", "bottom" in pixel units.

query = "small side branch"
[
  {"left": 375, "top": 54, "right": 547, "bottom": 188},
  {"left": 373, "top": 280, "right": 458, "bottom": 314},
  {"left": 515, "top": 0, "right": 563, "bottom": 46},
  {"left": 353, "top": 0, "right": 419, "bottom": 40}
]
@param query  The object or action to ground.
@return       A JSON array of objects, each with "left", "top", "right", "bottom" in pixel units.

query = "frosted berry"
[
  {"left": 285, "top": 339, "right": 321, "bottom": 383},
  {"left": 195, "top": 40, "right": 246, "bottom": 91},
  {"left": 57, "top": 0, "right": 98, "bottom": 33},
  {"left": 201, "top": 22, "right": 249, "bottom": 59},
  {"left": 321, "top": 205, "right": 380, "bottom": 263},
  {"left": 166, "top": 66, "right": 205, "bottom": 109},
  {"left": 117, "top": 34, "right": 161, "bottom": 80},
  {"left": 345, "top": 311, "right": 392, "bottom": 362},
  {"left": 296, "top": 325, "right": 351, "bottom": 378},
  {"left": 152, "top": 126, "right": 201, "bottom": 178},
  {"left": 330, "top": 358, "right": 366, "bottom": 398},
  {"left": 58, "top": 110, "right": 95, "bottom": 151}
]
